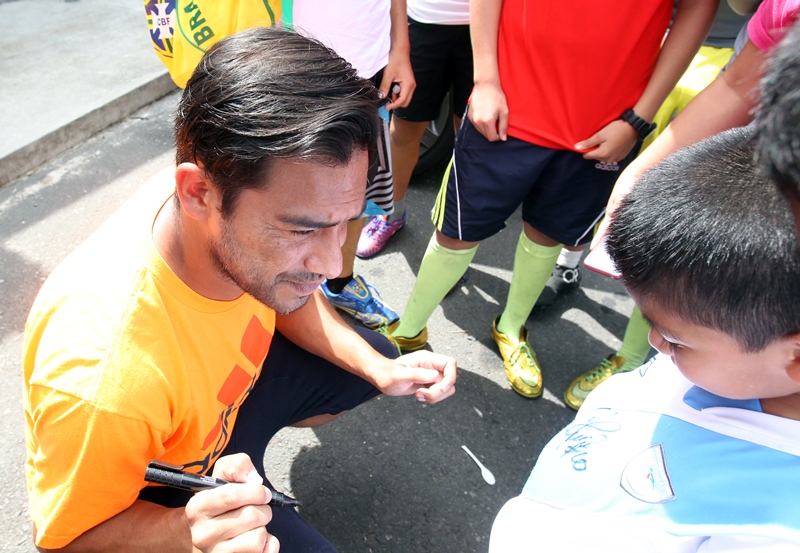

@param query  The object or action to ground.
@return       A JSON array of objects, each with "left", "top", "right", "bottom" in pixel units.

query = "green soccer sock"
[
  {"left": 497, "top": 232, "right": 562, "bottom": 339},
  {"left": 616, "top": 304, "right": 653, "bottom": 369},
  {"left": 393, "top": 234, "right": 478, "bottom": 338}
]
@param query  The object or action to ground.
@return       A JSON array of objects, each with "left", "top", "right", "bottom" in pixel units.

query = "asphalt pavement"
[
  {"left": 0, "top": 2, "right": 637, "bottom": 551},
  {"left": 0, "top": 0, "right": 176, "bottom": 188}
]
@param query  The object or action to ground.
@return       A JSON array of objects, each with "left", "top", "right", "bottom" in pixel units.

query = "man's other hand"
[{"left": 374, "top": 351, "right": 457, "bottom": 404}]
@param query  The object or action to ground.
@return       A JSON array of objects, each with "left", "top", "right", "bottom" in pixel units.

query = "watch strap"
[{"left": 620, "top": 108, "right": 657, "bottom": 140}]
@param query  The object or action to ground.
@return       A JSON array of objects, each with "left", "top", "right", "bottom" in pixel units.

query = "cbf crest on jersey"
[
  {"left": 143, "top": 0, "right": 283, "bottom": 88},
  {"left": 146, "top": 0, "right": 176, "bottom": 58}
]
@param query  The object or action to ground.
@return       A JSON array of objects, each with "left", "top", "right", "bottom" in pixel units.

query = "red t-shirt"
[{"left": 498, "top": 0, "right": 672, "bottom": 150}]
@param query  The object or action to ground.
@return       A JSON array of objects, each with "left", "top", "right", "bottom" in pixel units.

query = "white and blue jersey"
[{"left": 493, "top": 355, "right": 800, "bottom": 552}]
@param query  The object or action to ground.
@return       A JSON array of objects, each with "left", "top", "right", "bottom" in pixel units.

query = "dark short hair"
[
  {"left": 756, "top": 18, "right": 800, "bottom": 202},
  {"left": 607, "top": 127, "right": 800, "bottom": 352},
  {"left": 175, "top": 26, "right": 380, "bottom": 214}
]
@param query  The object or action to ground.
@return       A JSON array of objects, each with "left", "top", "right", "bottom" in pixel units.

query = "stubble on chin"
[
  {"left": 211, "top": 249, "right": 312, "bottom": 313},
  {"left": 269, "top": 290, "right": 311, "bottom": 315},
  {"left": 208, "top": 227, "right": 319, "bottom": 314}
]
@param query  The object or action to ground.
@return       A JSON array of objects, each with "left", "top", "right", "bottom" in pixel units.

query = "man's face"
[{"left": 207, "top": 151, "right": 368, "bottom": 314}]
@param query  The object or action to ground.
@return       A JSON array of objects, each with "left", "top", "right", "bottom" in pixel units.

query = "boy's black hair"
[
  {"left": 607, "top": 127, "right": 800, "bottom": 352},
  {"left": 757, "top": 18, "right": 800, "bottom": 202},
  {"left": 175, "top": 26, "right": 380, "bottom": 216}
]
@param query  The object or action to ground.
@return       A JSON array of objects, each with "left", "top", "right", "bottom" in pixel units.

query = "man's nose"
[{"left": 305, "top": 224, "right": 347, "bottom": 279}]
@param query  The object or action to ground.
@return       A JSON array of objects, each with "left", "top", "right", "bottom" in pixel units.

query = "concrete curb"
[{"left": 0, "top": 72, "right": 177, "bottom": 188}]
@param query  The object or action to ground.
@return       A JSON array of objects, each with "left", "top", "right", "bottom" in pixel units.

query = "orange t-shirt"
[
  {"left": 23, "top": 169, "right": 276, "bottom": 549},
  {"left": 498, "top": 0, "right": 673, "bottom": 150}
]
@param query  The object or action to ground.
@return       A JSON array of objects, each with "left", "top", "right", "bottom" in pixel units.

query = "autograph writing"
[{"left": 559, "top": 410, "right": 621, "bottom": 472}]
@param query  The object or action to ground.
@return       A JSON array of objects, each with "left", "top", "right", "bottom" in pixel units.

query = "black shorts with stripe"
[
  {"left": 432, "top": 116, "right": 638, "bottom": 246},
  {"left": 394, "top": 17, "right": 473, "bottom": 123}
]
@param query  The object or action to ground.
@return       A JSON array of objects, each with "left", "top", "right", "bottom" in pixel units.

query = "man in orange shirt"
[{"left": 23, "top": 27, "right": 455, "bottom": 553}]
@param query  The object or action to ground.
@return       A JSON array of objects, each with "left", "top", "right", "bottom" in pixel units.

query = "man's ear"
[
  {"left": 174, "top": 162, "right": 219, "bottom": 220},
  {"left": 785, "top": 335, "right": 800, "bottom": 384}
]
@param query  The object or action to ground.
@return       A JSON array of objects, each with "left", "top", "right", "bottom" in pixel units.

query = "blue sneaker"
[{"left": 321, "top": 275, "right": 399, "bottom": 329}]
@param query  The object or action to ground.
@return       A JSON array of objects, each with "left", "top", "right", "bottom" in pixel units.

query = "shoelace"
[
  {"left": 508, "top": 341, "right": 536, "bottom": 368},
  {"left": 364, "top": 216, "right": 388, "bottom": 237},
  {"left": 376, "top": 324, "right": 402, "bottom": 355},
  {"left": 585, "top": 357, "right": 617, "bottom": 383}
]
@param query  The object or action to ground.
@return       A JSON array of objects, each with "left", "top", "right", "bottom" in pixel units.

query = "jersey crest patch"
[
  {"left": 145, "top": 0, "right": 176, "bottom": 57},
  {"left": 620, "top": 443, "right": 675, "bottom": 503}
]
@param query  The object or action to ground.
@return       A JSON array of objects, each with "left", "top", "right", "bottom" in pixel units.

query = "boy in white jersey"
[{"left": 490, "top": 127, "right": 800, "bottom": 552}]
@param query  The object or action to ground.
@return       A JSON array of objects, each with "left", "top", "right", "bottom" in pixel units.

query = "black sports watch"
[{"left": 620, "top": 108, "right": 657, "bottom": 140}]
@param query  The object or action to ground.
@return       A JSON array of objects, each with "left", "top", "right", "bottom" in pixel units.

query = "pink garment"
[{"left": 748, "top": 0, "right": 800, "bottom": 51}]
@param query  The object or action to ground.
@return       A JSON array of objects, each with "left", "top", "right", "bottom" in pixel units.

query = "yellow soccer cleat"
[
  {"left": 387, "top": 320, "right": 428, "bottom": 353},
  {"left": 491, "top": 317, "right": 543, "bottom": 398},
  {"left": 564, "top": 354, "right": 631, "bottom": 410}
]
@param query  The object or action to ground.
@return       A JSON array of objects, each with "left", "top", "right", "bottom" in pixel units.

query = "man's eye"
[{"left": 291, "top": 229, "right": 315, "bottom": 236}]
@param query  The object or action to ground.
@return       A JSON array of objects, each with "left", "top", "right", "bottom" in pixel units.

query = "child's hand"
[
  {"left": 575, "top": 120, "right": 638, "bottom": 163},
  {"left": 468, "top": 81, "right": 509, "bottom": 142},
  {"left": 379, "top": 49, "right": 416, "bottom": 110}
]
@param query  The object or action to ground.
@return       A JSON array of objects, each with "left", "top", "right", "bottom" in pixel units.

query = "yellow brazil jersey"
[{"left": 144, "top": 0, "right": 283, "bottom": 87}]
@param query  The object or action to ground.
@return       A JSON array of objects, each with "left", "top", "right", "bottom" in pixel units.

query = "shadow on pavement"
[
  {"left": 0, "top": 93, "right": 178, "bottom": 343},
  {"left": 288, "top": 369, "right": 575, "bottom": 553}
]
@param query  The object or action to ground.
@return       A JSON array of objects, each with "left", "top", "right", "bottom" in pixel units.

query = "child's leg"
[
  {"left": 356, "top": 118, "right": 424, "bottom": 259},
  {"left": 389, "top": 117, "right": 429, "bottom": 210},
  {"left": 492, "top": 229, "right": 561, "bottom": 398},
  {"left": 391, "top": 232, "right": 478, "bottom": 341},
  {"left": 322, "top": 219, "right": 400, "bottom": 329},
  {"left": 392, "top": 117, "right": 545, "bottom": 348},
  {"left": 616, "top": 304, "right": 653, "bottom": 368},
  {"left": 497, "top": 227, "right": 561, "bottom": 337},
  {"left": 534, "top": 244, "right": 584, "bottom": 308},
  {"left": 563, "top": 304, "right": 653, "bottom": 410}
]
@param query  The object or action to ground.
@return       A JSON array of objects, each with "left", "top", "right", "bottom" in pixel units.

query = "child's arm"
[
  {"left": 592, "top": 38, "right": 765, "bottom": 249},
  {"left": 468, "top": 0, "right": 508, "bottom": 141},
  {"left": 630, "top": 0, "right": 721, "bottom": 124},
  {"left": 576, "top": 0, "right": 720, "bottom": 163},
  {"left": 379, "top": 0, "right": 416, "bottom": 110}
]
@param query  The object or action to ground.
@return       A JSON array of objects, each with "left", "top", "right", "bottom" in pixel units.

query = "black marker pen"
[{"left": 145, "top": 460, "right": 302, "bottom": 508}]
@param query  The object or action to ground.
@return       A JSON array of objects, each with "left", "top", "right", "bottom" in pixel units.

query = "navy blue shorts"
[
  {"left": 393, "top": 17, "right": 473, "bottom": 122},
  {"left": 432, "top": 116, "right": 638, "bottom": 246},
  {"left": 138, "top": 327, "right": 393, "bottom": 553}
]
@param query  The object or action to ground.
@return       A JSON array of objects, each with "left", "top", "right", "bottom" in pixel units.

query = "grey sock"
[{"left": 389, "top": 197, "right": 406, "bottom": 223}]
